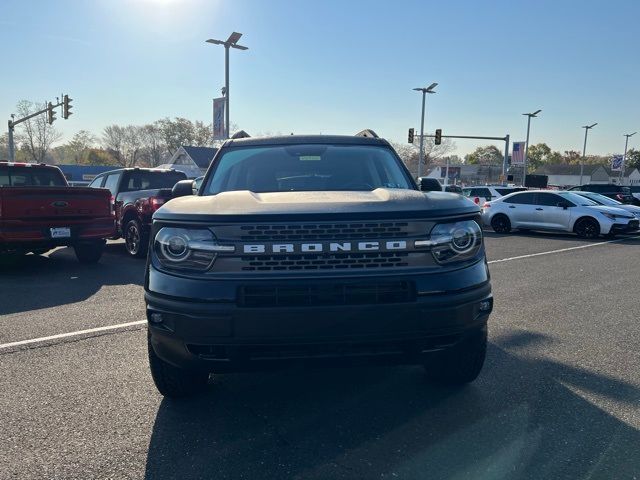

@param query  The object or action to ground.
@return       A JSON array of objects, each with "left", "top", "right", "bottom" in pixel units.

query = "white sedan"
[{"left": 481, "top": 190, "right": 639, "bottom": 238}]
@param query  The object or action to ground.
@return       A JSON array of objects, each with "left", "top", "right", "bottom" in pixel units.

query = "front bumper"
[
  {"left": 610, "top": 219, "right": 640, "bottom": 234},
  {"left": 145, "top": 260, "right": 492, "bottom": 372}
]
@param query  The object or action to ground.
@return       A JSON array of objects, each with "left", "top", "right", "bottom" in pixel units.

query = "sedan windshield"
[
  {"left": 578, "top": 192, "right": 621, "bottom": 206},
  {"left": 203, "top": 144, "right": 414, "bottom": 194},
  {"left": 558, "top": 191, "right": 598, "bottom": 206}
]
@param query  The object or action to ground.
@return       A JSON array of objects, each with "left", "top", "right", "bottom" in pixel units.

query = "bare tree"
[
  {"left": 102, "top": 125, "right": 143, "bottom": 167},
  {"left": 15, "top": 100, "right": 62, "bottom": 163},
  {"left": 66, "top": 130, "right": 97, "bottom": 164},
  {"left": 193, "top": 120, "right": 213, "bottom": 147},
  {"left": 391, "top": 138, "right": 456, "bottom": 177},
  {"left": 139, "top": 123, "right": 166, "bottom": 167}
]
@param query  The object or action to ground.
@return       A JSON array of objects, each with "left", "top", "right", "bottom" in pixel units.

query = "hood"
[
  {"left": 588, "top": 205, "right": 635, "bottom": 218},
  {"left": 155, "top": 188, "right": 479, "bottom": 221}
]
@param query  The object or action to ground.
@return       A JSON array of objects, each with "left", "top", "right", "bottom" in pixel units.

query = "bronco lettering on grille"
[{"left": 243, "top": 240, "right": 407, "bottom": 254}]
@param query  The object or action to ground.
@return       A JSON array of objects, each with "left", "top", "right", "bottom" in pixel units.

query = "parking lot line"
[
  {"left": 487, "top": 234, "right": 639, "bottom": 265},
  {"left": 0, "top": 320, "right": 146, "bottom": 352}
]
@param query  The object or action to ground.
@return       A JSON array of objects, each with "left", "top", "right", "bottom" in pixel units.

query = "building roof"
[
  {"left": 533, "top": 164, "right": 605, "bottom": 176},
  {"left": 181, "top": 146, "right": 218, "bottom": 168}
]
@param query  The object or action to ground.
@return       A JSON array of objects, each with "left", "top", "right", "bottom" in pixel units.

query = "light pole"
[
  {"left": 206, "top": 32, "right": 248, "bottom": 139},
  {"left": 413, "top": 82, "right": 437, "bottom": 178},
  {"left": 621, "top": 132, "right": 637, "bottom": 183},
  {"left": 579, "top": 123, "right": 597, "bottom": 186},
  {"left": 522, "top": 109, "right": 541, "bottom": 186}
]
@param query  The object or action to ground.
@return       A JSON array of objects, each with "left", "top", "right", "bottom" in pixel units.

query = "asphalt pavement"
[{"left": 1, "top": 233, "right": 639, "bottom": 479}]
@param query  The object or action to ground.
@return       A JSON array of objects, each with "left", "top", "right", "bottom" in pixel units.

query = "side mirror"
[
  {"left": 172, "top": 179, "right": 196, "bottom": 198},
  {"left": 557, "top": 200, "right": 571, "bottom": 209},
  {"left": 418, "top": 178, "right": 442, "bottom": 192}
]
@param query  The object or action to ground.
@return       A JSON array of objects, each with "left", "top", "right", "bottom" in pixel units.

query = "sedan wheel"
[
  {"left": 574, "top": 218, "right": 600, "bottom": 239},
  {"left": 491, "top": 214, "right": 511, "bottom": 234}
]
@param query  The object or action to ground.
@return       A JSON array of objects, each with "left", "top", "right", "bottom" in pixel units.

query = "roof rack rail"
[
  {"left": 230, "top": 130, "right": 251, "bottom": 139},
  {"left": 355, "top": 129, "right": 379, "bottom": 138}
]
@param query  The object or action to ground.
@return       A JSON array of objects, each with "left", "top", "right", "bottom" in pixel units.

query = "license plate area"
[{"left": 50, "top": 227, "right": 71, "bottom": 238}]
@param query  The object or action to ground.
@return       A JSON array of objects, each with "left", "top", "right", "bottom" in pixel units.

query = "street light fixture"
[
  {"left": 413, "top": 83, "right": 437, "bottom": 178},
  {"left": 621, "top": 132, "right": 637, "bottom": 182},
  {"left": 521, "top": 109, "right": 541, "bottom": 186},
  {"left": 206, "top": 32, "right": 248, "bottom": 139},
  {"left": 579, "top": 123, "right": 597, "bottom": 186}
]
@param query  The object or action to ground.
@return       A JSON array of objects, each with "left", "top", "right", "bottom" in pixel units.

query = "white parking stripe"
[
  {"left": 0, "top": 320, "right": 146, "bottom": 352},
  {"left": 1, "top": 235, "right": 638, "bottom": 352},
  {"left": 488, "top": 235, "right": 639, "bottom": 265}
]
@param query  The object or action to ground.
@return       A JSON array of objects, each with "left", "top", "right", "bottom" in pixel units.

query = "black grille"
[
  {"left": 238, "top": 281, "right": 415, "bottom": 307},
  {"left": 239, "top": 222, "right": 410, "bottom": 241},
  {"left": 240, "top": 252, "right": 410, "bottom": 271}
]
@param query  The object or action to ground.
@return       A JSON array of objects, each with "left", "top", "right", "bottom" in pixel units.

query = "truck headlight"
[
  {"left": 154, "top": 227, "right": 234, "bottom": 271},
  {"left": 416, "top": 220, "right": 483, "bottom": 264}
]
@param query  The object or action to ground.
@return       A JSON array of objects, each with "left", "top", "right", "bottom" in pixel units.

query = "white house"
[
  {"left": 532, "top": 165, "right": 639, "bottom": 187},
  {"left": 158, "top": 146, "right": 218, "bottom": 178}
]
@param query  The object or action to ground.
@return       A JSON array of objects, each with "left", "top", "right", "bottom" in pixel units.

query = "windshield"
[
  {"left": 0, "top": 167, "right": 66, "bottom": 187},
  {"left": 579, "top": 192, "right": 621, "bottom": 206},
  {"left": 202, "top": 144, "right": 414, "bottom": 194},
  {"left": 557, "top": 191, "right": 599, "bottom": 206},
  {"left": 121, "top": 171, "right": 186, "bottom": 192}
]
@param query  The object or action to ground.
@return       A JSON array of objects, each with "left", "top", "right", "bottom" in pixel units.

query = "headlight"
[
  {"left": 154, "top": 227, "right": 234, "bottom": 271},
  {"left": 416, "top": 220, "right": 483, "bottom": 264},
  {"left": 600, "top": 212, "right": 632, "bottom": 220}
]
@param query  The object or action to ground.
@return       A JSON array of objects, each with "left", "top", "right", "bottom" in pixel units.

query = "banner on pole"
[
  {"left": 611, "top": 154, "right": 624, "bottom": 172},
  {"left": 213, "top": 97, "right": 226, "bottom": 140},
  {"left": 511, "top": 141, "right": 526, "bottom": 165}
]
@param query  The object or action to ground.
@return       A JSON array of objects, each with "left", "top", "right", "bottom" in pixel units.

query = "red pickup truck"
[{"left": 0, "top": 162, "right": 116, "bottom": 264}]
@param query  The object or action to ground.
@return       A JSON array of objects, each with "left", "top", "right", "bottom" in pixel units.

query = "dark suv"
[
  {"left": 569, "top": 184, "right": 633, "bottom": 204},
  {"left": 144, "top": 133, "right": 493, "bottom": 397}
]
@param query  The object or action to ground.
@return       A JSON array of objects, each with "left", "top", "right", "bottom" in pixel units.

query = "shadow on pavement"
[
  {"left": 0, "top": 242, "right": 145, "bottom": 315},
  {"left": 144, "top": 332, "right": 640, "bottom": 479}
]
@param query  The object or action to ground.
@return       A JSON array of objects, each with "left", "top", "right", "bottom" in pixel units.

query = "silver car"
[{"left": 481, "top": 190, "right": 639, "bottom": 238}]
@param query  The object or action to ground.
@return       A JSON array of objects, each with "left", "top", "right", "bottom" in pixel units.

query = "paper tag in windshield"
[{"left": 299, "top": 156, "right": 321, "bottom": 161}]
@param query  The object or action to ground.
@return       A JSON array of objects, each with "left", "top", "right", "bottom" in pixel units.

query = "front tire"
[
  {"left": 424, "top": 326, "right": 487, "bottom": 385},
  {"left": 74, "top": 241, "right": 105, "bottom": 264},
  {"left": 574, "top": 217, "right": 600, "bottom": 239},
  {"left": 124, "top": 219, "right": 148, "bottom": 258},
  {"left": 491, "top": 214, "right": 511, "bottom": 234},
  {"left": 148, "top": 334, "right": 210, "bottom": 398}
]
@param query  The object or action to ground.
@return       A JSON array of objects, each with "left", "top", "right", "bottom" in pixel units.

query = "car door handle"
[
  {"left": 535, "top": 208, "right": 543, "bottom": 211},
  {"left": 508, "top": 205, "right": 516, "bottom": 209}
]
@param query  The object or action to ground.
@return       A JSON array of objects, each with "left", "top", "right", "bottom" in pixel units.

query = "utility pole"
[
  {"left": 206, "top": 32, "right": 248, "bottom": 139},
  {"left": 621, "top": 132, "right": 636, "bottom": 183},
  {"left": 413, "top": 83, "right": 437, "bottom": 178},
  {"left": 579, "top": 123, "right": 597, "bottom": 186}
]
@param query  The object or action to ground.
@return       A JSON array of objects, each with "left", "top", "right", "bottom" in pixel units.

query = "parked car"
[
  {"left": 0, "top": 162, "right": 115, "bottom": 263},
  {"left": 88, "top": 167, "right": 187, "bottom": 257},
  {"left": 416, "top": 177, "right": 462, "bottom": 193},
  {"left": 571, "top": 191, "right": 640, "bottom": 220},
  {"left": 629, "top": 186, "right": 640, "bottom": 206},
  {"left": 145, "top": 132, "right": 493, "bottom": 397},
  {"left": 462, "top": 185, "right": 528, "bottom": 206},
  {"left": 482, "top": 190, "right": 638, "bottom": 238},
  {"left": 568, "top": 184, "right": 633, "bottom": 204}
]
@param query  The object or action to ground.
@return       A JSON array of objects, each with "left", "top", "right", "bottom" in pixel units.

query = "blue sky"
[{"left": 1, "top": 0, "right": 638, "bottom": 156}]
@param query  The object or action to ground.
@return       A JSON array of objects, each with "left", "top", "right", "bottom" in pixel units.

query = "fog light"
[
  {"left": 479, "top": 299, "right": 492, "bottom": 312},
  {"left": 149, "top": 312, "right": 163, "bottom": 324}
]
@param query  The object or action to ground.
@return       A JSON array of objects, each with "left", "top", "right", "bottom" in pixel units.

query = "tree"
[
  {"left": 193, "top": 120, "right": 213, "bottom": 147},
  {"left": 465, "top": 145, "right": 503, "bottom": 165},
  {"left": 102, "top": 125, "right": 143, "bottom": 167},
  {"left": 157, "top": 117, "right": 196, "bottom": 155},
  {"left": 626, "top": 148, "right": 640, "bottom": 171},
  {"left": 66, "top": 130, "right": 97, "bottom": 165},
  {"left": 15, "top": 100, "right": 62, "bottom": 162},
  {"left": 391, "top": 138, "right": 456, "bottom": 177},
  {"left": 0, "top": 133, "right": 8, "bottom": 160},
  {"left": 139, "top": 123, "right": 166, "bottom": 167}
]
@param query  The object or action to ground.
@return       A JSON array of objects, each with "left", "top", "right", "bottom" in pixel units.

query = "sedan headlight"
[
  {"left": 600, "top": 212, "right": 633, "bottom": 221},
  {"left": 154, "top": 227, "right": 234, "bottom": 271},
  {"left": 416, "top": 220, "right": 483, "bottom": 264}
]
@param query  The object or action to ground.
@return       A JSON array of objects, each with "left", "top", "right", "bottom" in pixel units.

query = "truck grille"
[
  {"left": 240, "top": 252, "right": 410, "bottom": 271},
  {"left": 238, "top": 222, "right": 410, "bottom": 241},
  {"left": 238, "top": 281, "right": 415, "bottom": 307}
]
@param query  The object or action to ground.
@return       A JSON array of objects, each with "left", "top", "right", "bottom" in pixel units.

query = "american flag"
[{"left": 511, "top": 141, "right": 526, "bottom": 164}]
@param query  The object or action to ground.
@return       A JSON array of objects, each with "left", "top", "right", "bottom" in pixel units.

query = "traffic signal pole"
[{"left": 6, "top": 95, "right": 72, "bottom": 161}]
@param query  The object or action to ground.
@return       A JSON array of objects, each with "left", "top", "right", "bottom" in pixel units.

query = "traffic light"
[
  {"left": 434, "top": 128, "right": 442, "bottom": 145},
  {"left": 47, "top": 102, "right": 56, "bottom": 125},
  {"left": 63, "top": 94, "right": 73, "bottom": 119},
  {"left": 408, "top": 128, "right": 414, "bottom": 144}
]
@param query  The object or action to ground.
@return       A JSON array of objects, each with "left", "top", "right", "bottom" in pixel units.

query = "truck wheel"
[
  {"left": 124, "top": 219, "right": 148, "bottom": 258},
  {"left": 74, "top": 241, "right": 105, "bottom": 264},
  {"left": 148, "top": 334, "right": 210, "bottom": 398},
  {"left": 424, "top": 326, "right": 487, "bottom": 385}
]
